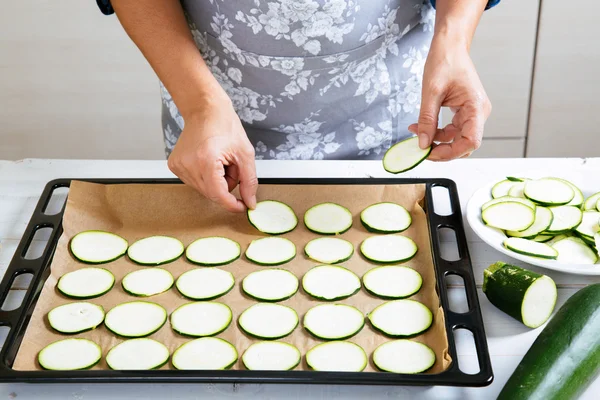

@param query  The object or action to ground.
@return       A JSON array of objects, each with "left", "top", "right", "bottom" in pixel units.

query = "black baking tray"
[{"left": 0, "top": 177, "right": 493, "bottom": 386}]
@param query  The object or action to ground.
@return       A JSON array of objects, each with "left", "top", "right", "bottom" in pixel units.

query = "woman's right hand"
[{"left": 167, "top": 96, "right": 258, "bottom": 213}]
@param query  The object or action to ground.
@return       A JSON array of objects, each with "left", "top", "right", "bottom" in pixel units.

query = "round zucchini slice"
[
  {"left": 247, "top": 200, "right": 298, "bottom": 235},
  {"left": 382, "top": 136, "right": 431, "bottom": 174},
  {"left": 524, "top": 178, "right": 575, "bottom": 206},
  {"left": 245, "top": 237, "right": 296, "bottom": 266},
  {"left": 127, "top": 235, "right": 184, "bottom": 266},
  {"left": 546, "top": 206, "right": 583, "bottom": 234},
  {"left": 491, "top": 179, "right": 516, "bottom": 199},
  {"left": 242, "top": 341, "right": 301, "bottom": 371},
  {"left": 505, "top": 206, "right": 554, "bottom": 239},
  {"left": 238, "top": 303, "right": 298, "bottom": 340},
  {"left": 481, "top": 201, "right": 536, "bottom": 231},
  {"left": 360, "top": 202, "right": 411, "bottom": 233},
  {"left": 241, "top": 269, "right": 299, "bottom": 302},
  {"left": 185, "top": 236, "right": 241, "bottom": 266},
  {"left": 105, "top": 301, "right": 167, "bottom": 338},
  {"left": 481, "top": 196, "right": 536, "bottom": 211},
  {"left": 373, "top": 340, "right": 436, "bottom": 374},
  {"left": 552, "top": 237, "right": 598, "bottom": 264},
  {"left": 47, "top": 302, "right": 105, "bottom": 334},
  {"left": 574, "top": 210, "right": 600, "bottom": 239},
  {"left": 304, "top": 203, "right": 353, "bottom": 235},
  {"left": 302, "top": 265, "right": 360, "bottom": 301},
  {"left": 172, "top": 337, "right": 238, "bottom": 370},
  {"left": 362, "top": 265, "right": 423, "bottom": 299},
  {"left": 106, "top": 338, "right": 170, "bottom": 370},
  {"left": 170, "top": 302, "right": 232, "bottom": 337},
  {"left": 304, "top": 237, "right": 354, "bottom": 264},
  {"left": 38, "top": 338, "right": 101, "bottom": 370},
  {"left": 503, "top": 237, "right": 558, "bottom": 259},
  {"left": 121, "top": 268, "right": 174, "bottom": 297},
  {"left": 306, "top": 341, "right": 367, "bottom": 372},
  {"left": 57, "top": 267, "right": 115, "bottom": 299},
  {"left": 583, "top": 191, "right": 600, "bottom": 210},
  {"left": 368, "top": 300, "right": 432, "bottom": 338},
  {"left": 175, "top": 267, "right": 235, "bottom": 300},
  {"left": 303, "top": 304, "right": 364, "bottom": 340},
  {"left": 360, "top": 235, "right": 418, "bottom": 264},
  {"left": 70, "top": 230, "right": 128, "bottom": 264}
]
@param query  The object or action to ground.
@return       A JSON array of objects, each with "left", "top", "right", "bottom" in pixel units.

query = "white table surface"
[{"left": 0, "top": 157, "right": 599, "bottom": 400}]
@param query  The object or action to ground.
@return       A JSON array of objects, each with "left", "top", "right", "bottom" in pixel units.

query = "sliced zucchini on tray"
[
  {"left": 304, "top": 237, "right": 354, "bottom": 264},
  {"left": 245, "top": 237, "right": 296, "bottom": 266},
  {"left": 170, "top": 302, "right": 232, "bottom": 337},
  {"left": 368, "top": 299, "right": 432, "bottom": 338},
  {"left": 172, "top": 337, "right": 237, "bottom": 370},
  {"left": 242, "top": 269, "right": 298, "bottom": 302},
  {"left": 104, "top": 301, "right": 167, "bottom": 338},
  {"left": 304, "top": 203, "right": 353, "bottom": 235},
  {"left": 127, "top": 235, "right": 184, "bottom": 265},
  {"left": 303, "top": 304, "right": 364, "bottom": 340},
  {"left": 185, "top": 236, "right": 240, "bottom": 266},
  {"left": 106, "top": 338, "right": 169, "bottom": 370},
  {"left": 175, "top": 267, "right": 234, "bottom": 300},
  {"left": 306, "top": 341, "right": 367, "bottom": 372},
  {"left": 38, "top": 338, "right": 101, "bottom": 370},
  {"left": 373, "top": 340, "right": 436, "bottom": 374},
  {"left": 360, "top": 235, "right": 418, "bottom": 263},
  {"left": 360, "top": 202, "right": 411, "bottom": 233},
  {"left": 70, "top": 230, "right": 128, "bottom": 264},
  {"left": 238, "top": 303, "right": 298, "bottom": 340},
  {"left": 47, "top": 302, "right": 105, "bottom": 334},
  {"left": 362, "top": 265, "right": 423, "bottom": 299},
  {"left": 302, "top": 265, "right": 360, "bottom": 301},
  {"left": 242, "top": 341, "right": 301, "bottom": 371},
  {"left": 247, "top": 200, "right": 297, "bottom": 234},
  {"left": 122, "top": 268, "right": 174, "bottom": 297},
  {"left": 57, "top": 267, "right": 115, "bottom": 299}
]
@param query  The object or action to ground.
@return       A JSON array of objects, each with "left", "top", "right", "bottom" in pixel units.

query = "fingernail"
[
  {"left": 249, "top": 195, "right": 257, "bottom": 209},
  {"left": 408, "top": 125, "right": 417, "bottom": 134},
  {"left": 419, "top": 134, "right": 429, "bottom": 149}
]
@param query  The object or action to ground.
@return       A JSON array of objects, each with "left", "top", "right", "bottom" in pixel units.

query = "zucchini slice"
[
  {"left": 360, "top": 235, "right": 418, "bottom": 264},
  {"left": 70, "top": 230, "right": 128, "bottom": 264},
  {"left": 105, "top": 301, "right": 167, "bottom": 338},
  {"left": 304, "top": 203, "right": 353, "bottom": 235},
  {"left": 245, "top": 237, "right": 296, "bottom": 266},
  {"left": 360, "top": 202, "right": 411, "bottom": 233},
  {"left": 242, "top": 341, "right": 301, "bottom": 371},
  {"left": 106, "top": 338, "right": 170, "bottom": 370},
  {"left": 241, "top": 269, "right": 299, "bottom": 302},
  {"left": 524, "top": 178, "right": 574, "bottom": 206},
  {"left": 362, "top": 265, "right": 423, "bottom": 299},
  {"left": 546, "top": 206, "right": 583, "bottom": 234},
  {"left": 491, "top": 179, "right": 516, "bottom": 199},
  {"left": 38, "top": 338, "right": 102, "bottom": 371},
  {"left": 238, "top": 303, "right": 298, "bottom": 340},
  {"left": 47, "top": 302, "right": 105, "bottom": 334},
  {"left": 483, "top": 262, "right": 557, "bottom": 328},
  {"left": 247, "top": 200, "right": 298, "bottom": 235},
  {"left": 57, "top": 267, "right": 115, "bottom": 299},
  {"left": 185, "top": 237, "right": 241, "bottom": 266},
  {"left": 595, "top": 232, "right": 600, "bottom": 254},
  {"left": 306, "top": 341, "right": 367, "bottom": 372},
  {"left": 553, "top": 178, "right": 584, "bottom": 207},
  {"left": 172, "top": 337, "right": 238, "bottom": 370},
  {"left": 481, "top": 201, "right": 535, "bottom": 231},
  {"left": 574, "top": 210, "right": 600, "bottom": 239},
  {"left": 127, "top": 236, "right": 184, "bottom": 266},
  {"left": 508, "top": 182, "right": 526, "bottom": 198},
  {"left": 368, "top": 300, "right": 433, "bottom": 337},
  {"left": 302, "top": 265, "right": 360, "bottom": 301},
  {"left": 552, "top": 237, "right": 598, "bottom": 264},
  {"left": 382, "top": 136, "right": 431, "bottom": 174},
  {"left": 482, "top": 196, "right": 536, "bottom": 211},
  {"left": 170, "top": 302, "right": 232, "bottom": 337},
  {"left": 373, "top": 340, "right": 436, "bottom": 374},
  {"left": 304, "top": 237, "right": 354, "bottom": 264},
  {"left": 303, "top": 304, "right": 364, "bottom": 340},
  {"left": 532, "top": 234, "right": 554, "bottom": 243},
  {"left": 505, "top": 206, "right": 553, "bottom": 239},
  {"left": 121, "top": 268, "right": 174, "bottom": 297},
  {"left": 175, "top": 267, "right": 234, "bottom": 300},
  {"left": 503, "top": 237, "right": 558, "bottom": 259},
  {"left": 583, "top": 191, "right": 600, "bottom": 211}
]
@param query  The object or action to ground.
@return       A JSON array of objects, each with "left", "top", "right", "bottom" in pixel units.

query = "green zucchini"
[
  {"left": 175, "top": 267, "right": 234, "bottom": 300},
  {"left": 106, "top": 338, "right": 170, "bottom": 370},
  {"left": 367, "top": 299, "right": 433, "bottom": 337},
  {"left": 57, "top": 267, "right": 115, "bottom": 299},
  {"left": 47, "top": 302, "right": 105, "bottom": 334},
  {"left": 362, "top": 265, "right": 423, "bottom": 299},
  {"left": 360, "top": 202, "right": 411, "bottom": 233},
  {"left": 185, "top": 236, "right": 241, "bottom": 266},
  {"left": 242, "top": 341, "right": 301, "bottom": 371},
  {"left": 104, "top": 301, "right": 167, "bottom": 338},
  {"left": 242, "top": 268, "right": 299, "bottom": 302},
  {"left": 170, "top": 302, "right": 232, "bottom": 337},
  {"left": 172, "top": 337, "right": 238, "bottom": 370},
  {"left": 306, "top": 341, "right": 367, "bottom": 372},
  {"left": 583, "top": 191, "right": 600, "bottom": 211},
  {"left": 373, "top": 339, "right": 436, "bottom": 374},
  {"left": 524, "top": 178, "right": 575, "bottom": 206},
  {"left": 360, "top": 235, "right": 418, "bottom": 264},
  {"left": 69, "top": 230, "right": 128, "bottom": 264},
  {"left": 238, "top": 303, "right": 298, "bottom": 340},
  {"left": 491, "top": 179, "right": 517, "bottom": 199},
  {"left": 483, "top": 262, "right": 557, "bottom": 328},
  {"left": 304, "top": 237, "right": 354, "bottom": 264},
  {"left": 247, "top": 200, "right": 298, "bottom": 234},
  {"left": 382, "top": 136, "right": 431, "bottom": 174},
  {"left": 121, "top": 268, "right": 174, "bottom": 297},
  {"left": 304, "top": 202, "right": 353, "bottom": 235},
  {"left": 303, "top": 304, "right": 364, "bottom": 340},
  {"left": 302, "top": 265, "right": 361, "bottom": 301},
  {"left": 127, "top": 235, "right": 184, "bottom": 265},
  {"left": 245, "top": 237, "right": 296, "bottom": 266},
  {"left": 38, "top": 338, "right": 102, "bottom": 370}
]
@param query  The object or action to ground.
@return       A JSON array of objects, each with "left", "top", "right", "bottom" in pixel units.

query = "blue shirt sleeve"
[{"left": 430, "top": 0, "right": 501, "bottom": 10}]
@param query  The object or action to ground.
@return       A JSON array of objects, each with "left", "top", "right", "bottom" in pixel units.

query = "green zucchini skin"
[
  {"left": 237, "top": 320, "right": 299, "bottom": 341},
  {"left": 498, "top": 283, "right": 600, "bottom": 400}
]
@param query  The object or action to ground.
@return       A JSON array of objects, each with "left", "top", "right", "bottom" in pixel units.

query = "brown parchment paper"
[{"left": 14, "top": 180, "right": 451, "bottom": 373}]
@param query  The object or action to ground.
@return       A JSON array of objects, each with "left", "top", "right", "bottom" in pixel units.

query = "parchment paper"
[{"left": 14, "top": 180, "right": 451, "bottom": 372}]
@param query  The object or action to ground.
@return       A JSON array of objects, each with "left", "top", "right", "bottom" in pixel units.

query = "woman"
[{"left": 97, "top": 0, "right": 496, "bottom": 212}]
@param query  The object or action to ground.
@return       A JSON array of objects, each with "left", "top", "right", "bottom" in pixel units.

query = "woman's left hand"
[{"left": 409, "top": 35, "right": 492, "bottom": 161}]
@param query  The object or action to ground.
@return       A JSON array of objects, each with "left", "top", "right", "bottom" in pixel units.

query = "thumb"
[
  {"left": 238, "top": 152, "right": 258, "bottom": 210},
  {"left": 417, "top": 85, "right": 443, "bottom": 149}
]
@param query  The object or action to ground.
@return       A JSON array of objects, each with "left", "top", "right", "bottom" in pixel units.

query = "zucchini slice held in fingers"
[
  {"left": 302, "top": 265, "right": 360, "bottom": 301},
  {"left": 57, "top": 267, "right": 115, "bottom": 299},
  {"left": 304, "top": 203, "right": 353, "bottom": 235},
  {"left": 303, "top": 304, "right": 364, "bottom": 340},
  {"left": 360, "top": 202, "right": 412, "bottom": 233},
  {"left": 185, "top": 237, "right": 241, "bottom": 266},
  {"left": 247, "top": 200, "right": 298, "bottom": 234},
  {"left": 367, "top": 300, "right": 432, "bottom": 338},
  {"left": 245, "top": 237, "right": 296, "bottom": 266},
  {"left": 170, "top": 302, "right": 232, "bottom": 337},
  {"left": 242, "top": 269, "right": 299, "bottom": 302},
  {"left": 127, "top": 235, "right": 184, "bottom": 265},
  {"left": 238, "top": 303, "right": 298, "bottom": 340},
  {"left": 70, "top": 230, "right": 128, "bottom": 264},
  {"left": 47, "top": 302, "right": 105, "bottom": 334},
  {"left": 175, "top": 267, "right": 235, "bottom": 300},
  {"left": 306, "top": 341, "right": 367, "bottom": 372},
  {"left": 122, "top": 268, "right": 174, "bottom": 297},
  {"left": 502, "top": 237, "right": 558, "bottom": 260},
  {"left": 304, "top": 237, "right": 354, "bottom": 264},
  {"left": 104, "top": 301, "right": 167, "bottom": 338},
  {"left": 360, "top": 235, "right": 418, "bottom": 264},
  {"left": 106, "top": 338, "right": 170, "bottom": 370},
  {"left": 362, "top": 265, "right": 423, "bottom": 299},
  {"left": 38, "top": 338, "right": 102, "bottom": 371},
  {"left": 242, "top": 341, "right": 301, "bottom": 371},
  {"left": 382, "top": 136, "right": 431, "bottom": 174},
  {"left": 172, "top": 337, "right": 238, "bottom": 370},
  {"left": 373, "top": 340, "right": 436, "bottom": 374}
]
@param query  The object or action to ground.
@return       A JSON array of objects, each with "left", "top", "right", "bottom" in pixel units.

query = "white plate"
[{"left": 466, "top": 168, "right": 600, "bottom": 275}]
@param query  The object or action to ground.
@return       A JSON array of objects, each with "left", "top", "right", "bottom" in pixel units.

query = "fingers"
[
  {"left": 224, "top": 164, "right": 240, "bottom": 192},
  {"left": 432, "top": 124, "right": 460, "bottom": 143},
  {"left": 238, "top": 145, "right": 258, "bottom": 210},
  {"left": 429, "top": 111, "right": 484, "bottom": 161},
  {"left": 206, "top": 159, "right": 247, "bottom": 213},
  {"left": 417, "top": 82, "right": 444, "bottom": 149}
]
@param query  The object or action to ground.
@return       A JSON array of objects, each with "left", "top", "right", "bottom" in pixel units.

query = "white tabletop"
[{"left": 0, "top": 158, "right": 599, "bottom": 400}]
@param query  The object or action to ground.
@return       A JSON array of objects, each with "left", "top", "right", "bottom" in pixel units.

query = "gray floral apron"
[{"left": 161, "top": 0, "right": 435, "bottom": 160}]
